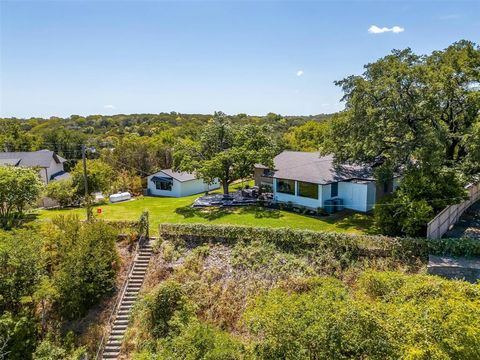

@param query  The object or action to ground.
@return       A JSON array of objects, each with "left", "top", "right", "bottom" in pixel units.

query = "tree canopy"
[
  {"left": 0, "top": 166, "right": 43, "bottom": 229},
  {"left": 173, "top": 112, "right": 279, "bottom": 194},
  {"left": 323, "top": 40, "right": 480, "bottom": 178}
]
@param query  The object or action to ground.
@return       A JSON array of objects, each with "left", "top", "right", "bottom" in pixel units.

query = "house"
[
  {"left": 254, "top": 151, "right": 400, "bottom": 213},
  {"left": 146, "top": 169, "right": 220, "bottom": 197},
  {"left": 0, "top": 149, "right": 69, "bottom": 184}
]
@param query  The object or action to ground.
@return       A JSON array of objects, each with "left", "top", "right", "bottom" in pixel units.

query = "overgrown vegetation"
[
  {"left": 125, "top": 224, "right": 480, "bottom": 359},
  {"left": 0, "top": 217, "right": 121, "bottom": 359},
  {"left": 0, "top": 166, "right": 43, "bottom": 229}
]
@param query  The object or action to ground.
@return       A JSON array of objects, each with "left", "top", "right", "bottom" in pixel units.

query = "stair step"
[
  {"left": 127, "top": 286, "right": 142, "bottom": 290},
  {"left": 126, "top": 286, "right": 141, "bottom": 290},
  {"left": 112, "top": 323, "right": 128, "bottom": 329},
  {"left": 112, "top": 321, "right": 128, "bottom": 330},
  {"left": 120, "top": 300, "right": 135, "bottom": 305},
  {"left": 106, "top": 341, "right": 122, "bottom": 347},
  {"left": 104, "top": 345, "right": 121, "bottom": 352},
  {"left": 110, "top": 331, "right": 124, "bottom": 336},
  {"left": 102, "top": 240, "right": 153, "bottom": 358},
  {"left": 103, "top": 353, "right": 120, "bottom": 359},
  {"left": 119, "top": 302, "right": 134, "bottom": 306},
  {"left": 114, "top": 321, "right": 129, "bottom": 327}
]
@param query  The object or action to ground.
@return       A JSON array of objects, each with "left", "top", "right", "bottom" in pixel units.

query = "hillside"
[{"left": 119, "top": 225, "right": 480, "bottom": 359}]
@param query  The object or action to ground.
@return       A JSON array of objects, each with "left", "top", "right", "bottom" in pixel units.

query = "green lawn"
[{"left": 36, "top": 183, "right": 374, "bottom": 235}]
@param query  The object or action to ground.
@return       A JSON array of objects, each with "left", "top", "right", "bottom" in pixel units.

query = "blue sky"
[{"left": 1, "top": 1, "right": 479, "bottom": 118}]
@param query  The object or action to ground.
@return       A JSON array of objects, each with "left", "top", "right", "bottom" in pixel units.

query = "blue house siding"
[
  {"left": 147, "top": 170, "right": 220, "bottom": 198},
  {"left": 273, "top": 177, "right": 376, "bottom": 213},
  {"left": 274, "top": 178, "right": 323, "bottom": 209}
]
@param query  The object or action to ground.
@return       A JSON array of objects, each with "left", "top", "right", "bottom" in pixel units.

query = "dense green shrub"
[
  {"left": 0, "top": 166, "right": 43, "bottom": 229},
  {"left": 44, "top": 179, "right": 78, "bottom": 207},
  {"left": 374, "top": 169, "right": 468, "bottom": 237},
  {"left": 33, "top": 339, "right": 86, "bottom": 360},
  {"left": 245, "top": 272, "right": 480, "bottom": 360},
  {"left": 155, "top": 320, "right": 245, "bottom": 360},
  {"left": 245, "top": 277, "right": 394, "bottom": 359},
  {"left": 133, "top": 280, "right": 192, "bottom": 340},
  {"left": 0, "top": 313, "right": 38, "bottom": 360},
  {"left": 159, "top": 223, "right": 480, "bottom": 260},
  {"left": 0, "top": 229, "right": 43, "bottom": 313},
  {"left": 52, "top": 218, "right": 119, "bottom": 319}
]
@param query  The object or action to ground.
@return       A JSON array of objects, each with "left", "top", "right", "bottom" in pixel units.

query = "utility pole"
[{"left": 82, "top": 145, "right": 91, "bottom": 220}]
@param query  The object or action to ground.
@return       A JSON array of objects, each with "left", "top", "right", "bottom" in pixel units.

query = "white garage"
[{"left": 146, "top": 169, "right": 220, "bottom": 197}]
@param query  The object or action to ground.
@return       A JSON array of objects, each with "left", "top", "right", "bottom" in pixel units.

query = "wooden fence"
[{"left": 427, "top": 182, "right": 480, "bottom": 239}]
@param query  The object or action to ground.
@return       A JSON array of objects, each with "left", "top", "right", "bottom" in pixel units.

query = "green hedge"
[{"left": 158, "top": 223, "right": 480, "bottom": 259}]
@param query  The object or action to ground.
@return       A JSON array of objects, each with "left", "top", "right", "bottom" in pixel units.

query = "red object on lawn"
[{"left": 97, "top": 208, "right": 102, "bottom": 214}]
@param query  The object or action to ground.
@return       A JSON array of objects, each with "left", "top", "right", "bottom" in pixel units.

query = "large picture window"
[
  {"left": 298, "top": 181, "right": 319, "bottom": 199},
  {"left": 276, "top": 178, "right": 295, "bottom": 195},
  {"left": 155, "top": 179, "right": 173, "bottom": 191},
  {"left": 331, "top": 182, "right": 338, "bottom": 197}
]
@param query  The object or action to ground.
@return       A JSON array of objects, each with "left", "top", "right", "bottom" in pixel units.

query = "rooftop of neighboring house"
[
  {"left": 0, "top": 149, "right": 67, "bottom": 168},
  {"left": 151, "top": 169, "right": 198, "bottom": 183},
  {"left": 256, "top": 151, "right": 375, "bottom": 185}
]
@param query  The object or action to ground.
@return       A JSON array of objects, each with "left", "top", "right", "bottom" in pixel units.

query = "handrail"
[{"left": 94, "top": 237, "right": 142, "bottom": 360}]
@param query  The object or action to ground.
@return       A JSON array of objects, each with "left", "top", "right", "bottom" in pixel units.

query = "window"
[
  {"left": 298, "top": 181, "right": 318, "bottom": 199},
  {"left": 276, "top": 178, "right": 295, "bottom": 195},
  {"left": 383, "top": 181, "right": 390, "bottom": 193},
  {"left": 330, "top": 182, "right": 338, "bottom": 197},
  {"left": 155, "top": 180, "right": 173, "bottom": 191},
  {"left": 263, "top": 169, "right": 274, "bottom": 177}
]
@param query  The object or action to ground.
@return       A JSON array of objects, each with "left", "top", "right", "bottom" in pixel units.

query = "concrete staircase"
[{"left": 102, "top": 239, "right": 153, "bottom": 359}]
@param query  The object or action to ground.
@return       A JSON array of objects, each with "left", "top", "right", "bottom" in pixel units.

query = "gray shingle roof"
[
  {"left": 0, "top": 150, "right": 66, "bottom": 168},
  {"left": 159, "top": 169, "right": 198, "bottom": 182},
  {"left": 264, "top": 151, "right": 374, "bottom": 185}
]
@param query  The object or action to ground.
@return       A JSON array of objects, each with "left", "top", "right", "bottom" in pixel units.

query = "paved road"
[{"left": 444, "top": 201, "right": 480, "bottom": 239}]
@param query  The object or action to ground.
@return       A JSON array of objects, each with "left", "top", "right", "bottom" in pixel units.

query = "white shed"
[{"left": 147, "top": 169, "right": 220, "bottom": 198}]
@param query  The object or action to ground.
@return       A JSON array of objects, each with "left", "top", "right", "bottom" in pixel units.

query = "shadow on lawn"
[
  {"left": 175, "top": 205, "right": 283, "bottom": 221},
  {"left": 325, "top": 211, "right": 377, "bottom": 234}
]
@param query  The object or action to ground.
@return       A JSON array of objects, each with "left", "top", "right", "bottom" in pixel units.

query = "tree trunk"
[{"left": 223, "top": 182, "right": 229, "bottom": 195}]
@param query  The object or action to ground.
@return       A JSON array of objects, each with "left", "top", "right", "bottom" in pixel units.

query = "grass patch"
[{"left": 36, "top": 181, "right": 374, "bottom": 235}]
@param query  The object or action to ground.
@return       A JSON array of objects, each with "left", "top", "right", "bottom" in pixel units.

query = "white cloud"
[
  {"left": 103, "top": 104, "right": 115, "bottom": 109},
  {"left": 296, "top": 70, "right": 304, "bottom": 77},
  {"left": 368, "top": 25, "right": 405, "bottom": 34}
]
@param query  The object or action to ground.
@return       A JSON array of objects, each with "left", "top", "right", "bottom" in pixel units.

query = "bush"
[
  {"left": 45, "top": 178, "right": 78, "bottom": 207},
  {"left": 0, "top": 229, "right": 43, "bottom": 313},
  {"left": 374, "top": 168, "right": 467, "bottom": 237},
  {"left": 374, "top": 194, "right": 433, "bottom": 237},
  {"left": 245, "top": 277, "right": 394, "bottom": 359},
  {"left": 71, "top": 159, "right": 113, "bottom": 198},
  {"left": 158, "top": 223, "right": 480, "bottom": 259},
  {"left": 111, "top": 170, "right": 143, "bottom": 196},
  {"left": 156, "top": 319, "right": 244, "bottom": 360},
  {"left": 0, "top": 313, "right": 38, "bottom": 360},
  {"left": 0, "top": 166, "right": 43, "bottom": 229},
  {"left": 245, "top": 272, "right": 480, "bottom": 360},
  {"left": 33, "top": 339, "right": 86, "bottom": 360},
  {"left": 133, "top": 280, "right": 192, "bottom": 340},
  {"left": 52, "top": 217, "right": 119, "bottom": 318}
]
